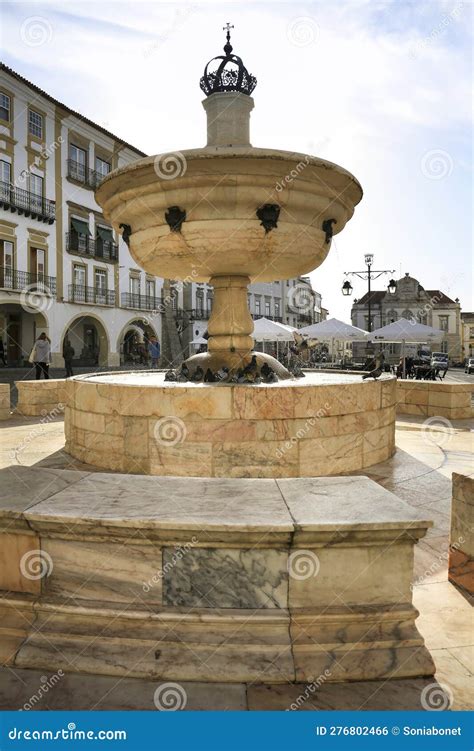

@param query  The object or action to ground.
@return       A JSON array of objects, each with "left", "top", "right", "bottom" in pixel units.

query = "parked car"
[
  {"left": 431, "top": 352, "right": 449, "bottom": 372},
  {"left": 465, "top": 357, "right": 474, "bottom": 375}
]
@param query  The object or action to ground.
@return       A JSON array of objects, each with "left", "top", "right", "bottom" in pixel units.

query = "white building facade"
[{"left": 0, "top": 64, "right": 322, "bottom": 369}]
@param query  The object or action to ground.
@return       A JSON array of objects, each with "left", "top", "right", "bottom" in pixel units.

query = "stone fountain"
[{"left": 0, "top": 31, "right": 434, "bottom": 693}]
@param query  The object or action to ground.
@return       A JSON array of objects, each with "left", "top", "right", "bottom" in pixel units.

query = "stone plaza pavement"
[{"left": 0, "top": 412, "right": 471, "bottom": 711}]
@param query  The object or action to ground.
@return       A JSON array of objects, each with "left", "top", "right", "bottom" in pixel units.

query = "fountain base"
[
  {"left": 65, "top": 372, "right": 396, "bottom": 478},
  {"left": 184, "top": 350, "right": 292, "bottom": 380}
]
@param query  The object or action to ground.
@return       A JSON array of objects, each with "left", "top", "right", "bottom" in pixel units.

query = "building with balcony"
[
  {"left": 350, "top": 273, "right": 462, "bottom": 362},
  {"left": 0, "top": 63, "right": 323, "bottom": 368},
  {"left": 461, "top": 312, "right": 474, "bottom": 360}
]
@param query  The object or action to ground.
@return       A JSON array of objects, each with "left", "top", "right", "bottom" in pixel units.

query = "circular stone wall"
[{"left": 64, "top": 373, "right": 396, "bottom": 478}]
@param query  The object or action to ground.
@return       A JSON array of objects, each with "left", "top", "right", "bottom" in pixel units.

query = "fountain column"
[{"left": 202, "top": 93, "right": 256, "bottom": 369}]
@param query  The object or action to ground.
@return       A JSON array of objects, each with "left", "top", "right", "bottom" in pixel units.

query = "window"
[
  {"left": 469, "top": 327, "right": 474, "bottom": 340},
  {"left": 29, "top": 110, "right": 43, "bottom": 139},
  {"left": 70, "top": 217, "right": 90, "bottom": 253},
  {"left": 438, "top": 315, "right": 449, "bottom": 332},
  {"left": 0, "top": 93, "right": 10, "bottom": 122},
  {"left": 29, "top": 174, "right": 43, "bottom": 212},
  {"left": 69, "top": 144, "right": 87, "bottom": 181},
  {"left": 274, "top": 301, "right": 280, "bottom": 317},
  {"left": 441, "top": 340, "right": 448, "bottom": 354},
  {"left": 206, "top": 293, "right": 213, "bottom": 313},
  {"left": 95, "top": 269, "right": 107, "bottom": 303},
  {"left": 196, "top": 289, "right": 204, "bottom": 315},
  {"left": 0, "top": 159, "right": 11, "bottom": 184},
  {"left": 0, "top": 240, "right": 13, "bottom": 288},
  {"left": 129, "top": 275, "right": 140, "bottom": 297},
  {"left": 95, "top": 157, "right": 110, "bottom": 178},
  {"left": 30, "top": 247, "right": 45, "bottom": 281},
  {"left": 96, "top": 226, "right": 113, "bottom": 257},
  {"left": 72, "top": 264, "right": 86, "bottom": 301},
  {"left": 255, "top": 298, "right": 261, "bottom": 315},
  {"left": 146, "top": 279, "right": 155, "bottom": 300},
  {"left": 265, "top": 299, "right": 271, "bottom": 316}
]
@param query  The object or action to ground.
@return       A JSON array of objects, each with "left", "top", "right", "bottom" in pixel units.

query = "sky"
[{"left": 1, "top": 0, "right": 472, "bottom": 320}]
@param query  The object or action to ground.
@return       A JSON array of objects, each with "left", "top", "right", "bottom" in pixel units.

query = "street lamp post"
[{"left": 342, "top": 254, "right": 397, "bottom": 332}]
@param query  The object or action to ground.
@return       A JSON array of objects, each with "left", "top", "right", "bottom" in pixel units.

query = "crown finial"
[{"left": 200, "top": 25, "right": 257, "bottom": 97}]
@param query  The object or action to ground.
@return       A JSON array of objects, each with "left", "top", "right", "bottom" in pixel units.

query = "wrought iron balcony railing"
[
  {"left": 68, "top": 284, "right": 115, "bottom": 306},
  {"left": 0, "top": 267, "right": 56, "bottom": 295},
  {"left": 67, "top": 159, "right": 108, "bottom": 189},
  {"left": 121, "top": 293, "right": 163, "bottom": 311},
  {"left": 252, "top": 314, "right": 283, "bottom": 323},
  {"left": 66, "top": 232, "right": 119, "bottom": 262},
  {"left": 174, "top": 308, "right": 210, "bottom": 321},
  {"left": 0, "top": 181, "right": 55, "bottom": 223}
]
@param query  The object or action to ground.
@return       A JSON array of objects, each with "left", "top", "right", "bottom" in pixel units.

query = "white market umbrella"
[
  {"left": 368, "top": 318, "right": 444, "bottom": 377},
  {"left": 190, "top": 336, "right": 208, "bottom": 346},
  {"left": 299, "top": 317, "right": 366, "bottom": 364},
  {"left": 252, "top": 317, "right": 295, "bottom": 357}
]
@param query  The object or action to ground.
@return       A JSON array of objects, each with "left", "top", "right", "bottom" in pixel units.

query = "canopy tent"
[
  {"left": 298, "top": 317, "right": 366, "bottom": 364},
  {"left": 252, "top": 317, "right": 296, "bottom": 342},
  {"left": 299, "top": 317, "right": 366, "bottom": 340},
  {"left": 368, "top": 318, "right": 444, "bottom": 377},
  {"left": 190, "top": 336, "right": 208, "bottom": 346}
]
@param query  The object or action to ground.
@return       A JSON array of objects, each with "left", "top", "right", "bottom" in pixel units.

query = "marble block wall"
[
  {"left": 64, "top": 376, "right": 396, "bottom": 477},
  {"left": 0, "top": 383, "right": 10, "bottom": 420},
  {"left": 15, "top": 379, "right": 70, "bottom": 418},
  {"left": 0, "top": 469, "right": 435, "bottom": 684},
  {"left": 449, "top": 472, "right": 473, "bottom": 595},
  {"left": 396, "top": 381, "right": 473, "bottom": 419}
]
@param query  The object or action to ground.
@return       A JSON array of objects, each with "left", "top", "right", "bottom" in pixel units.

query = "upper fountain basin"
[{"left": 95, "top": 147, "right": 362, "bottom": 283}]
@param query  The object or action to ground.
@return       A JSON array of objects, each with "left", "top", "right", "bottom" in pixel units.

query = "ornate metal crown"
[{"left": 200, "top": 24, "right": 257, "bottom": 97}]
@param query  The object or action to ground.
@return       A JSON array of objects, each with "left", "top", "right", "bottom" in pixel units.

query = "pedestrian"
[
  {"left": 30, "top": 332, "right": 51, "bottom": 380},
  {"left": 63, "top": 339, "right": 75, "bottom": 378},
  {"left": 148, "top": 335, "right": 161, "bottom": 368},
  {"left": 0, "top": 338, "right": 6, "bottom": 366}
]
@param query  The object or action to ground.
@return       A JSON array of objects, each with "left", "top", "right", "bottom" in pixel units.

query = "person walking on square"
[
  {"left": 31, "top": 332, "right": 51, "bottom": 380},
  {"left": 63, "top": 339, "right": 75, "bottom": 378},
  {"left": 148, "top": 335, "right": 161, "bottom": 368}
]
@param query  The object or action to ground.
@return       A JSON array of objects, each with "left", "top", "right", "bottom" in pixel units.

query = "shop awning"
[
  {"left": 96, "top": 226, "right": 113, "bottom": 242},
  {"left": 70, "top": 218, "right": 91, "bottom": 236}
]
